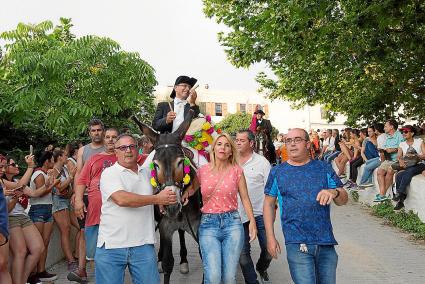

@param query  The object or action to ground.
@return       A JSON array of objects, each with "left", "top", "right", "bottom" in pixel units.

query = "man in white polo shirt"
[
  {"left": 236, "top": 129, "right": 273, "bottom": 284},
  {"left": 96, "top": 134, "right": 177, "bottom": 283}
]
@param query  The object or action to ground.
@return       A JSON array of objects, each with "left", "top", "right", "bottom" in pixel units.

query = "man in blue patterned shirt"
[{"left": 263, "top": 128, "right": 348, "bottom": 284}]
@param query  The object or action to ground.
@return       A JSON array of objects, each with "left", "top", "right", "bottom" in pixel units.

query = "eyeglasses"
[
  {"left": 7, "top": 163, "right": 18, "bottom": 167},
  {"left": 115, "top": 144, "right": 138, "bottom": 152},
  {"left": 284, "top": 137, "right": 307, "bottom": 144},
  {"left": 176, "top": 84, "right": 191, "bottom": 89}
]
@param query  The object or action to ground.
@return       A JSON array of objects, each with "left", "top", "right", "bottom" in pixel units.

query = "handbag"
[{"left": 391, "top": 146, "right": 420, "bottom": 170}]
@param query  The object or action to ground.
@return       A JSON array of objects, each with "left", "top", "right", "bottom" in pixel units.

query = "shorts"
[
  {"left": 78, "top": 195, "right": 89, "bottom": 230},
  {"left": 52, "top": 195, "right": 71, "bottom": 214},
  {"left": 9, "top": 214, "right": 33, "bottom": 229},
  {"left": 29, "top": 204, "right": 53, "bottom": 223},
  {"left": 85, "top": 224, "right": 99, "bottom": 260},
  {"left": 378, "top": 160, "right": 395, "bottom": 171}
]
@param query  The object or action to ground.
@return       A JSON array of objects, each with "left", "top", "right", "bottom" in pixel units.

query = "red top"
[
  {"left": 198, "top": 164, "right": 243, "bottom": 214},
  {"left": 78, "top": 153, "right": 117, "bottom": 226}
]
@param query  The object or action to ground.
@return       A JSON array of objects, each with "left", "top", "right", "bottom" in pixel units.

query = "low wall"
[{"left": 45, "top": 223, "right": 78, "bottom": 268}]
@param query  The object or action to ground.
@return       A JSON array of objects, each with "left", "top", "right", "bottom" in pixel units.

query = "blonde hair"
[{"left": 209, "top": 133, "right": 238, "bottom": 169}]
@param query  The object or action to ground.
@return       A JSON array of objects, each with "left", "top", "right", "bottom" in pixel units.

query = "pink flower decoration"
[
  {"left": 205, "top": 115, "right": 211, "bottom": 122},
  {"left": 202, "top": 141, "right": 209, "bottom": 147},
  {"left": 206, "top": 127, "right": 214, "bottom": 134},
  {"left": 185, "top": 135, "right": 194, "bottom": 142},
  {"left": 151, "top": 170, "right": 156, "bottom": 177},
  {"left": 184, "top": 166, "right": 190, "bottom": 174}
]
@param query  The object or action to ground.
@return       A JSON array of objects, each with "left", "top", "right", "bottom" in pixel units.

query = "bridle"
[{"left": 150, "top": 143, "right": 192, "bottom": 194}]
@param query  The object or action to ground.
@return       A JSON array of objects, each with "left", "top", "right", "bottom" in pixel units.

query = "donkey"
[{"left": 132, "top": 111, "right": 202, "bottom": 284}]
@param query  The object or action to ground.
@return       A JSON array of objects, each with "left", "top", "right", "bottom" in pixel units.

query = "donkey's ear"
[
  {"left": 175, "top": 109, "right": 194, "bottom": 140},
  {"left": 131, "top": 116, "right": 159, "bottom": 144}
]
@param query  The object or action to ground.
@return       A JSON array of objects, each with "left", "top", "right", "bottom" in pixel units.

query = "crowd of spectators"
[{"left": 274, "top": 121, "right": 425, "bottom": 210}]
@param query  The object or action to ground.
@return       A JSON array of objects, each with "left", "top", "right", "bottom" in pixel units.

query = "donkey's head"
[{"left": 132, "top": 110, "right": 195, "bottom": 218}]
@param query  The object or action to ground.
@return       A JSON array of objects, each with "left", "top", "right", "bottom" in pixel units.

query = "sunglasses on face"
[
  {"left": 402, "top": 130, "right": 411, "bottom": 134},
  {"left": 8, "top": 163, "right": 18, "bottom": 167},
  {"left": 115, "top": 144, "right": 138, "bottom": 152}
]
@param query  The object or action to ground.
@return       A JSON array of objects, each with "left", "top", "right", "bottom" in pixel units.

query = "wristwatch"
[{"left": 334, "top": 189, "right": 340, "bottom": 199}]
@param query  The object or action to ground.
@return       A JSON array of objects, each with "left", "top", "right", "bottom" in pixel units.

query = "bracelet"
[{"left": 334, "top": 189, "right": 340, "bottom": 199}]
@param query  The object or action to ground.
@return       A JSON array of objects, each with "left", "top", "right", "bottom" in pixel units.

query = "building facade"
[{"left": 154, "top": 85, "right": 347, "bottom": 133}]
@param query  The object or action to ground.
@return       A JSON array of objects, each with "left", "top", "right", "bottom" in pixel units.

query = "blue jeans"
[
  {"left": 324, "top": 151, "right": 340, "bottom": 163},
  {"left": 286, "top": 244, "right": 338, "bottom": 284},
  {"left": 95, "top": 244, "right": 159, "bottom": 284},
  {"left": 239, "top": 215, "right": 272, "bottom": 284},
  {"left": 85, "top": 225, "right": 99, "bottom": 259},
  {"left": 359, "top": 157, "right": 381, "bottom": 184},
  {"left": 395, "top": 163, "right": 425, "bottom": 196},
  {"left": 199, "top": 211, "right": 244, "bottom": 284}
]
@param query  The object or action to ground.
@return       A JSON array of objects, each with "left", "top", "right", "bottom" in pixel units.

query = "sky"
[{"left": 0, "top": 0, "right": 269, "bottom": 91}]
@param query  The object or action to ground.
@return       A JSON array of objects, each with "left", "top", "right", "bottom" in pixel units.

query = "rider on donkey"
[
  {"left": 250, "top": 109, "right": 277, "bottom": 164},
  {"left": 151, "top": 75, "right": 200, "bottom": 275}
]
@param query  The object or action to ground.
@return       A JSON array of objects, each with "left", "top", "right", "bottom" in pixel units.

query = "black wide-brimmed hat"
[
  {"left": 170, "top": 75, "right": 197, "bottom": 98},
  {"left": 254, "top": 109, "right": 265, "bottom": 115}
]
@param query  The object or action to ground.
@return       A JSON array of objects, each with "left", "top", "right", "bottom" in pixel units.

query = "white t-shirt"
[
  {"left": 237, "top": 152, "right": 271, "bottom": 223},
  {"left": 97, "top": 163, "right": 155, "bottom": 249},
  {"left": 400, "top": 138, "right": 423, "bottom": 156},
  {"left": 29, "top": 170, "right": 52, "bottom": 205},
  {"left": 377, "top": 133, "right": 387, "bottom": 150}
]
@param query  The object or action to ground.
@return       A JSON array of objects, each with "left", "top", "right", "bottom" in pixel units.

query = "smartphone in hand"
[{"left": 30, "top": 145, "right": 33, "bottom": 155}]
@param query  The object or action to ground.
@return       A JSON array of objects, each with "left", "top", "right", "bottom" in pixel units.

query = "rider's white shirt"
[
  {"left": 237, "top": 152, "right": 271, "bottom": 223},
  {"left": 172, "top": 98, "right": 186, "bottom": 133},
  {"left": 98, "top": 162, "right": 155, "bottom": 249}
]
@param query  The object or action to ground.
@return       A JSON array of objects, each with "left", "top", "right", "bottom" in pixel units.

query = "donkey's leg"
[
  {"left": 161, "top": 230, "right": 174, "bottom": 284},
  {"left": 178, "top": 229, "right": 189, "bottom": 274}
]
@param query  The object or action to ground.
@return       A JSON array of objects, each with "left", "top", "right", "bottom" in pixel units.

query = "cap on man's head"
[
  {"left": 400, "top": 125, "right": 415, "bottom": 134},
  {"left": 254, "top": 109, "right": 265, "bottom": 115},
  {"left": 170, "top": 75, "right": 197, "bottom": 98}
]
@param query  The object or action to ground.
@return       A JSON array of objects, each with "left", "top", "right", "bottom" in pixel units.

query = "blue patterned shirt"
[{"left": 264, "top": 160, "right": 343, "bottom": 245}]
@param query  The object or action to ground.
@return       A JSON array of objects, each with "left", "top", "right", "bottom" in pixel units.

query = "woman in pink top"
[{"left": 195, "top": 133, "right": 257, "bottom": 283}]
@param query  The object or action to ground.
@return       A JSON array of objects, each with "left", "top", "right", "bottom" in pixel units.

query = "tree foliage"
[
  {"left": 216, "top": 112, "right": 252, "bottom": 135},
  {"left": 203, "top": 0, "right": 425, "bottom": 126},
  {"left": 0, "top": 18, "right": 156, "bottom": 149}
]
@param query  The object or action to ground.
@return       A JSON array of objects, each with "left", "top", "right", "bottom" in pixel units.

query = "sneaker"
[
  {"left": 373, "top": 195, "right": 390, "bottom": 202},
  {"left": 394, "top": 201, "right": 405, "bottom": 210},
  {"left": 257, "top": 269, "right": 272, "bottom": 284},
  {"left": 68, "top": 260, "right": 78, "bottom": 271},
  {"left": 359, "top": 182, "right": 374, "bottom": 188},
  {"left": 392, "top": 193, "right": 401, "bottom": 202},
  {"left": 37, "top": 271, "right": 58, "bottom": 282},
  {"left": 27, "top": 274, "right": 41, "bottom": 284},
  {"left": 67, "top": 269, "right": 88, "bottom": 283}
]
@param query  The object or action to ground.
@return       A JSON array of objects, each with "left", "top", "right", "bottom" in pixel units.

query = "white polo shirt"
[
  {"left": 238, "top": 152, "right": 271, "bottom": 223},
  {"left": 97, "top": 162, "right": 155, "bottom": 249}
]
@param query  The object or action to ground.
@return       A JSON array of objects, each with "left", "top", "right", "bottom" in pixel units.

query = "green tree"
[
  {"left": 0, "top": 18, "right": 156, "bottom": 149},
  {"left": 216, "top": 112, "right": 252, "bottom": 135},
  {"left": 203, "top": 0, "right": 425, "bottom": 126}
]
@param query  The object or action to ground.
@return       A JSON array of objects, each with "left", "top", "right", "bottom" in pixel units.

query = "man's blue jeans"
[
  {"left": 359, "top": 157, "right": 381, "bottom": 184},
  {"left": 95, "top": 244, "right": 160, "bottom": 284},
  {"left": 286, "top": 244, "right": 338, "bottom": 284},
  {"left": 199, "top": 211, "right": 244, "bottom": 284},
  {"left": 239, "top": 215, "right": 272, "bottom": 284}
]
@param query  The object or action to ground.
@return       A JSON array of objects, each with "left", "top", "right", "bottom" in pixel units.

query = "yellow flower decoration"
[
  {"left": 150, "top": 177, "right": 157, "bottom": 188},
  {"left": 183, "top": 174, "right": 191, "bottom": 185}
]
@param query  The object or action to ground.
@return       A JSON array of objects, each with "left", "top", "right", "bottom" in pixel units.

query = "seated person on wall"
[
  {"left": 319, "top": 129, "right": 333, "bottom": 160},
  {"left": 374, "top": 119, "right": 404, "bottom": 202},
  {"left": 358, "top": 123, "right": 386, "bottom": 188},
  {"left": 392, "top": 125, "right": 425, "bottom": 210}
]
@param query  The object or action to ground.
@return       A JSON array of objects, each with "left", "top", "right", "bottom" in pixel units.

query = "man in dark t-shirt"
[{"left": 263, "top": 128, "right": 348, "bottom": 284}]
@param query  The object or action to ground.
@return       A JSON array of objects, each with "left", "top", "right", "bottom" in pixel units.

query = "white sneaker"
[
  {"left": 359, "top": 182, "right": 374, "bottom": 188},
  {"left": 180, "top": 262, "right": 189, "bottom": 274}
]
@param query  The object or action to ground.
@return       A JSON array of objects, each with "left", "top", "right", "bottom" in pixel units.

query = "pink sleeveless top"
[{"left": 198, "top": 163, "right": 243, "bottom": 213}]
